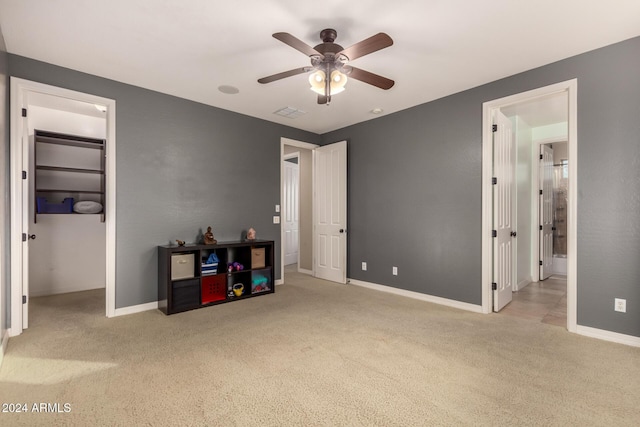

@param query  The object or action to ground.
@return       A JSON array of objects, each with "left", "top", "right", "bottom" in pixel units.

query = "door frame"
[
  {"left": 279, "top": 137, "right": 319, "bottom": 284},
  {"left": 283, "top": 151, "right": 301, "bottom": 268},
  {"left": 9, "top": 78, "right": 117, "bottom": 336},
  {"left": 481, "top": 79, "right": 577, "bottom": 332}
]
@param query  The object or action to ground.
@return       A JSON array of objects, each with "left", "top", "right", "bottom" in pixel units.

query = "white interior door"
[
  {"left": 313, "top": 140, "right": 347, "bottom": 283},
  {"left": 283, "top": 157, "right": 299, "bottom": 266},
  {"left": 493, "top": 111, "right": 515, "bottom": 312},
  {"left": 539, "top": 144, "right": 554, "bottom": 280}
]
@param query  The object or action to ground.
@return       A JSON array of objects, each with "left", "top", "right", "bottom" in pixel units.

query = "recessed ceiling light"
[
  {"left": 371, "top": 108, "right": 384, "bottom": 114},
  {"left": 218, "top": 85, "right": 239, "bottom": 94}
]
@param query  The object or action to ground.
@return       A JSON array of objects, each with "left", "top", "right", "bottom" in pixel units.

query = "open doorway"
[
  {"left": 10, "top": 78, "right": 116, "bottom": 336},
  {"left": 279, "top": 138, "right": 348, "bottom": 285},
  {"left": 499, "top": 136, "right": 569, "bottom": 326},
  {"left": 280, "top": 138, "right": 317, "bottom": 282},
  {"left": 481, "top": 79, "right": 577, "bottom": 332},
  {"left": 27, "top": 93, "right": 107, "bottom": 299},
  {"left": 283, "top": 152, "right": 300, "bottom": 269}
]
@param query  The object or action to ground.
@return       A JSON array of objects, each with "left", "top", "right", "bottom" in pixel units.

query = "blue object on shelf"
[
  {"left": 202, "top": 252, "right": 219, "bottom": 275},
  {"left": 36, "top": 197, "right": 74, "bottom": 214}
]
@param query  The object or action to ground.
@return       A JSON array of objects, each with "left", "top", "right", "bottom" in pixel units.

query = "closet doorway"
[
  {"left": 28, "top": 94, "right": 107, "bottom": 301},
  {"left": 10, "top": 78, "right": 116, "bottom": 336}
]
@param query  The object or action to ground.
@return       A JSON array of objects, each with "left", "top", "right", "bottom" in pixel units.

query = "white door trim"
[
  {"left": 481, "top": 79, "right": 577, "bottom": 333},
  {"left": 10, "top": 77, "right": 117, "bottom": 336},
  {"left": 279, "top": 138, "right": 319, "bottom": 284}
]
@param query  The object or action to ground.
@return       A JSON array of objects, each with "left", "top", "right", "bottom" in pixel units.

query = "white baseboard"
[
  {"left": 113, "top": 301, "right": 158, "bottom": 317},
  {"left": 298, "top": 268, "right": 313, "bottom": 275},
  {"left": 30, "top": 285, "right": 106, "bottom": 298},
  {"left": 576, "top": 325, "right": 640, "bottom": 348},
  {"left": 515, "top": 278, "right": 532, "bottom": 291},
  {"left": 348, "top": 279, "right": 483, "bottom": 313},
  {"left": 275, "top": 279, "right": 284, "bottom": 285}
]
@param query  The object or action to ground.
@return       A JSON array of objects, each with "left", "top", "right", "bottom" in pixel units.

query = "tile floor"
[{"left": 498, "top": 276, "right": 568, "bottom": 327}]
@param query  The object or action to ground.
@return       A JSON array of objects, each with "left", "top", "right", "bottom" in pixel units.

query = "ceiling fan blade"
[
  {"left": 338, "top": 33, "right": 393, "bottom": 61},
  {"left": 258, "top": 67, "right": 311, "bottom": 84},
  {"left": 345, "top": 66, "right": 394, "bottom": 90},
  {"left": 273, "top": 32, "right": 324, "bottom": 58},
  {"left": 317, "top": 94, "right": 329, "bottom": 105}
]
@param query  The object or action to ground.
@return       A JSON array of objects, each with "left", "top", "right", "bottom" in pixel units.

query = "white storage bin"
[{"left": 171, "top": 253, "right": 195, "bottom": 280}]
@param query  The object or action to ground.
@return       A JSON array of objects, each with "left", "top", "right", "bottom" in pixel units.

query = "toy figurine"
[
  {"left": 204, "top": 226, "right": 217, "bottom": 245},
  {"left": 176, "top": 239, "right": 185, "bottom": 247},
  {"left": 247, "top": 227, "right": 256, "bottom": 240}
]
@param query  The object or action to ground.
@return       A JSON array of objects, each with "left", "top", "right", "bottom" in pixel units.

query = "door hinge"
[
  {"left": 539, "top": 225, "right": 543, "bottom": 231},
  {"left": 492, "top": 230, "right": 497, "bottom": 238},
  {"left": 23, "top": 295, "right": 27, "bottom": 304},
  {"left": 492, "top": 177, "right": 497, "bottom": 185},
  {"left": 22, "top": 233, "right": 27, "bottom": 242},
  {"left": 539, "top": 189, "right": 543, "bottom": 195},
  {"left": 492, "top": 283, "right": 497, "bottom": 291},
  {"left": 539, "top": 260, "right": 543, "bottom": 266},
  {"left": 492, "top": 124, "right": 498, "bottom": 132},
  {"left": 540, "top": 154, "right": 543, "bottom": 160},
  {"left": 22, "top": 108, "right": 27, "bottom": 117},
  {"left": 22, "top": 170, "right": 27, "bottom": 180}
]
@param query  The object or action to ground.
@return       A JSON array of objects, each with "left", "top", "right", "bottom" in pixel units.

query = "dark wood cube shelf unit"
[{"left": 158, "top": 240, "right": 275, "bottom": 315}]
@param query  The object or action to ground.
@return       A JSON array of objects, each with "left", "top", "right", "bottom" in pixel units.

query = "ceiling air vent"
[{"left": 273, "top": 107, "right": 306, "bottom": 119}]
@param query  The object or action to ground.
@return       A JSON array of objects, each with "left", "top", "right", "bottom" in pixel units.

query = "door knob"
[
  {"left": 339, "top": 229, "right": 345, "bottom": 233},
  {"left": 510, "top": 231, "right": 517, "bottom": 237},
  {"left": 28, "top": 234, "right": 36, "bottom": 240}
]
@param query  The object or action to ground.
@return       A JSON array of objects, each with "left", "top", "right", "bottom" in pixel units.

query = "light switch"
[
  {"left": 273, "top": 216, "right": 280, "bottom": 224},
  {"left": 275, "top": 204, "right": 280, "bottom": 213}
]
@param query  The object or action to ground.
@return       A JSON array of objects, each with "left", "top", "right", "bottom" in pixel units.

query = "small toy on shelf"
[
  {"left": 227, "top": 262, "right": 244, "bottom": 272},
  {"left": 232, "top": 283, "right": 244, "bottom": 297},
  {"left": 247, "top": 227, "right": 256, "bottom": 240},
  {"left": 176, "top": 239, "right": 185, "bottom": 246},
  {"left": 204, "top": 226, "right": 217, "bottom": 245}
]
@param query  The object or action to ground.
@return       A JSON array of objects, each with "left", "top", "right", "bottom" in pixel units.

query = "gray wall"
[
  {"left": 0, "top": 24, "right": 8, "bottom": 330},
  {"left": 323, "top": 36, "right": 640, "bottom": 337},
  {"left": 8, "top": 54, "right": 320, "bottom": 309},
  {"left": 4, "top": 36, "right": 639, "bottom": 338}
]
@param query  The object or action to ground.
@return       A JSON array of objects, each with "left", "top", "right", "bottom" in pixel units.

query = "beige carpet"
[{"left": 1, "top": 270, "right": 639, "bottom": 426}]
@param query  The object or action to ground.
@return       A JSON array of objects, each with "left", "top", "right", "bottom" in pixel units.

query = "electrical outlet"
[
  {"left": 361, "top": 262, "right": 367, "bottom": 271},
  {"left": 273, "top": 216, "right": 280, "bottom": 224},
  {"left": 392, "top": 266, "right": 398, "bottom": 276},
  {"left": 614, "top": 298, "right": 626, "bottom": 313}
]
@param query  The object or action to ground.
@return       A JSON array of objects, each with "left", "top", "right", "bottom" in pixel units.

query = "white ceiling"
[{"left": 1, "top": 0, "right": 639, "bottom": 134}]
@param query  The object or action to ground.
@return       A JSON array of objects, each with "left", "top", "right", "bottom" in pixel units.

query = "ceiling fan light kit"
[
  {"left": 308, "top": 69, "right": 347, "bottom": 96},
  {"left": 258, "top": 28, "right": 394, "bottom": 105}
]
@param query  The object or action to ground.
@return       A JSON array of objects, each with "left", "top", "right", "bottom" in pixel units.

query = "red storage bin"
[{"left": 201, "top": 274, "right": 226, "bottom": 304}]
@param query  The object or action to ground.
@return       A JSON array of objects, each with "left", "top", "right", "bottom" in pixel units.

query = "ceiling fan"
[{"left": 258, "top": 28, "right": 394, "bottom": 105}]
